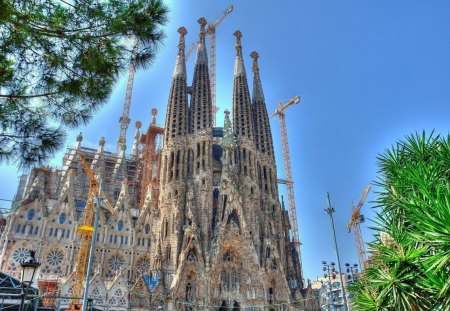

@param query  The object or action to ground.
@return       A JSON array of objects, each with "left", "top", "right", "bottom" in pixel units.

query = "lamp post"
[
  {"left": 325, "top": 193, "right": 348, "bottom": 311},
  {"left": 345, "top": 263, "right": 359, "bottom": 282},
  {"left": 322, "top": 261, "right": 337, "bottom": 311},
  {"left": 19, "top": 250, "right": 41, "bottom": 311}
]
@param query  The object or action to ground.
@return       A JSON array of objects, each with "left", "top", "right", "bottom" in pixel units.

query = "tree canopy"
[
  {"left": 349, "top": 132, "right": 450, "bottom": 311},
  {"left": 0, "top": 0, "right": 169, "bottom": 168}
]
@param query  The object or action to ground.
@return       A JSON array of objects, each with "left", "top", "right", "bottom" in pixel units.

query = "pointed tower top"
[
  {"left": 234, "top": 30, "right": 242, "bottom": 54},
  {"left": 195, "top": 18, "right": 208, "bottom": 65},
  {"left": 233, "top": 30, "right": 246, "bottom": 76},
  {"left": 198, "top": 17, "right": 207, "bottom": 39},
  {"left": 251, "top": 50, "right": 264, "bottom": 101},
  {"left": 177, "top": 27, "right": 187, "bottom": 48},
  {"left": 173, "top": 27, "right": 187, "bottom": 78},
  {"left": 250, "top": 51, "right": 259, "bottom": 74}
]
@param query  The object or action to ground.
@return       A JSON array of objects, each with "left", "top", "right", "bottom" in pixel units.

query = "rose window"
[
  {"left": 137, "top": 258, "right": 150, "bottom": 274},
  {"left": 46, "top": 250, "right": 64, "bottom": 266},
  {"left": 118, "top": 297, "right": 127, "bottom": 306},
  {"left": 12, "top": 248, "right": 30, "bottom": 264},
  {"left": 108, "top": 255, "right": 124, "bottom": 271},
  {"left": 54, "top": 266, "right": 63, "bottom": 275},
  {"left": 92, "top": 287, "right": 100, "bottom": 296},
  {"left": 42, "top": 265, "right": 51, "bottom": 274}
]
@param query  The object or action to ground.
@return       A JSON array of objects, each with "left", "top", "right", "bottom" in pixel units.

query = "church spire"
[
  {"left": 251, "top": 51, "right": 274, "bottom": 158},
  {"left": 232, "top": 30, "right": 254, "bottom": 141},
  {"left": 165, "top": 27, "right": 189, "bottom": 143},
  {"left": 189, "top": 18, "right": 213, "bottom": 133}
]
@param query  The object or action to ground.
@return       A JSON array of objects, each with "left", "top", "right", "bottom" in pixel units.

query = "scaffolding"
[{"left": 137, "top": 109, "right": 164, "bottom": 209}]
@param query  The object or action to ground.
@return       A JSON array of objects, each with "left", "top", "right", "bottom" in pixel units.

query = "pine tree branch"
[{"left": 0, "top": 92, "right": 60, "bottom": 99}]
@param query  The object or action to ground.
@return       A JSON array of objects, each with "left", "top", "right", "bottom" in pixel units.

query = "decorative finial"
[
  {"left": 99, "top": 137, "right": 105, "bottom": 147},
  {"left": 250, "top": 51, "right": 259, "bottom": 74},
  {"left": 76, "top": 132, "right": 83, "bottom": 142},
  {"left": 224, "top": 109, "right": 230, "bottom": 116},
  {"left": 151, "top": 108, "right": 158, "bottom": 125},
  {"left": 234, "top": 30, "right": 242, "bottom": 50},
  {"left": 177, "top": 27, "right": 187, "bottom": 50},
  {"left": 135, "top": 121, "right": 142, "bottom": 130},
  {"left": 198, "top": 17, "right": 207, "bottom": 41}
]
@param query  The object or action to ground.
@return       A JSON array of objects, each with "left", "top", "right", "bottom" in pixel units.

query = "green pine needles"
[
  {"left": 349, "top": 131, "right": 450, "bottom": 311},
  {"left": 0, "top": 0, "right": 168, "bottom": 168}
]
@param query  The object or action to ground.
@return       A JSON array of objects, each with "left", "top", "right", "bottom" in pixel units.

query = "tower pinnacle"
[
  {"left": 234, "top": 30, "right": 242, "bottom": 53},
  {"left": 251, "top": 51, "right": 273, "bottom": 157},
  {"left": 173, "top": 27, "right": 187, "bottom": 78},
  {"left": 189, "top": 18, "right": 213, "bottom": 132},
  {"left": 232, "top": 30, "right": 253, "bottom": 140},
  {"left": 166, "top": 27, "right": 189, "bottom": 142},
  {"left": 250, "top": 51, "right": 264, "bottom": 102},
  {"left": 178, "top": 26, "right": 187, "bottom": 49}
]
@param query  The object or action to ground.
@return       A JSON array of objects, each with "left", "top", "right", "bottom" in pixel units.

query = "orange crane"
[
  {"left": 117, "top": 41, "right": 139, "bottom": 153},
  {"left": 347, "top": 184, "right": 371, "bottom": 269},
  {"left": 69, "top": 155, "right": 114, "bottom": 311},
  {"left": 271, "top": 96, "right": 302, "bottom": 265}
]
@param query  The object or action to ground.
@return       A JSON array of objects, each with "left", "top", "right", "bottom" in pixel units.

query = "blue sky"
[{"left": 1, "top": 0, "right": 450, "bottom": 282}]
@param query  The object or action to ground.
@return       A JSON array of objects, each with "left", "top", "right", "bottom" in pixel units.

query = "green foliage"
[
  {"left": 0, "top": 0, "right": 168, "bottom": 168},
  {"left": 350, "top": 132, "right": 450, "bottom": 310}
]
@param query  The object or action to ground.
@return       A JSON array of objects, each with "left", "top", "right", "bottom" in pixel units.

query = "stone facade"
[{"left": 0, "top": 19, "right": 304, "bottom": 311}]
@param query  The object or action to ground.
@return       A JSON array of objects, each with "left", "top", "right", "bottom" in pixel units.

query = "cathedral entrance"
[{"left": 217, "top": 300, "right": 240, "bottom": 311}]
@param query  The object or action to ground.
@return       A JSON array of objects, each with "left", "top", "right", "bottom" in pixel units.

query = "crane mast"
[
  {"left": 117, "top": 42, "right": 139, "bottom": 153},
  {"left": 207, "top": 5, "right": 233, "bottom": 126},
  {"left": 347, "top": 184, "right": 371, "bottom": 268},
  {"left": 271, "top": 95, "right": 303, "bottom": 266},
  {"left": 69, "top": 155, "right": 99, "bottom": 311},
  {"left": 69, "top": 155, "right": 115, "bottom": 311}
]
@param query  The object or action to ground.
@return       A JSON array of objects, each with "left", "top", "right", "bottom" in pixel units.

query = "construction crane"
[
  {"left": 185, "top": 42, "right": 196, "bottom": 61},
  {"left": 117, "top": 41, "right": 139, "bottom": 153},
  {"left": 69, "top": 155, "right": 114, "bottom": 311},
  {"left": 207, "top": 5, "right": 233, "bottom": 126},
  {"left": 347, "top": 184, "right": 371, "bottom": 269},
  {"left": 271, "top": 96, "right": 302, "bottom": 260}
]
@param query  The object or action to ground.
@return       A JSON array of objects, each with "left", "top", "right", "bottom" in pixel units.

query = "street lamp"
[
  {"left": 325, "top": 193, "right": 348, "bottom": 311},
  {"left": 345, "top": 263, "right": 359, "bottom": 282},
  {"left": 20, "top": 250, "right": 41, "bottom": 311},
  {"left": 322, "top": 261, "right": 337, "bottom": 311}
]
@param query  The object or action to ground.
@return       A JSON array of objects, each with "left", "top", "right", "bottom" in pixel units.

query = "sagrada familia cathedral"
[{"left": 0, "top": 19, "right": 312, "bottom": 311}]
